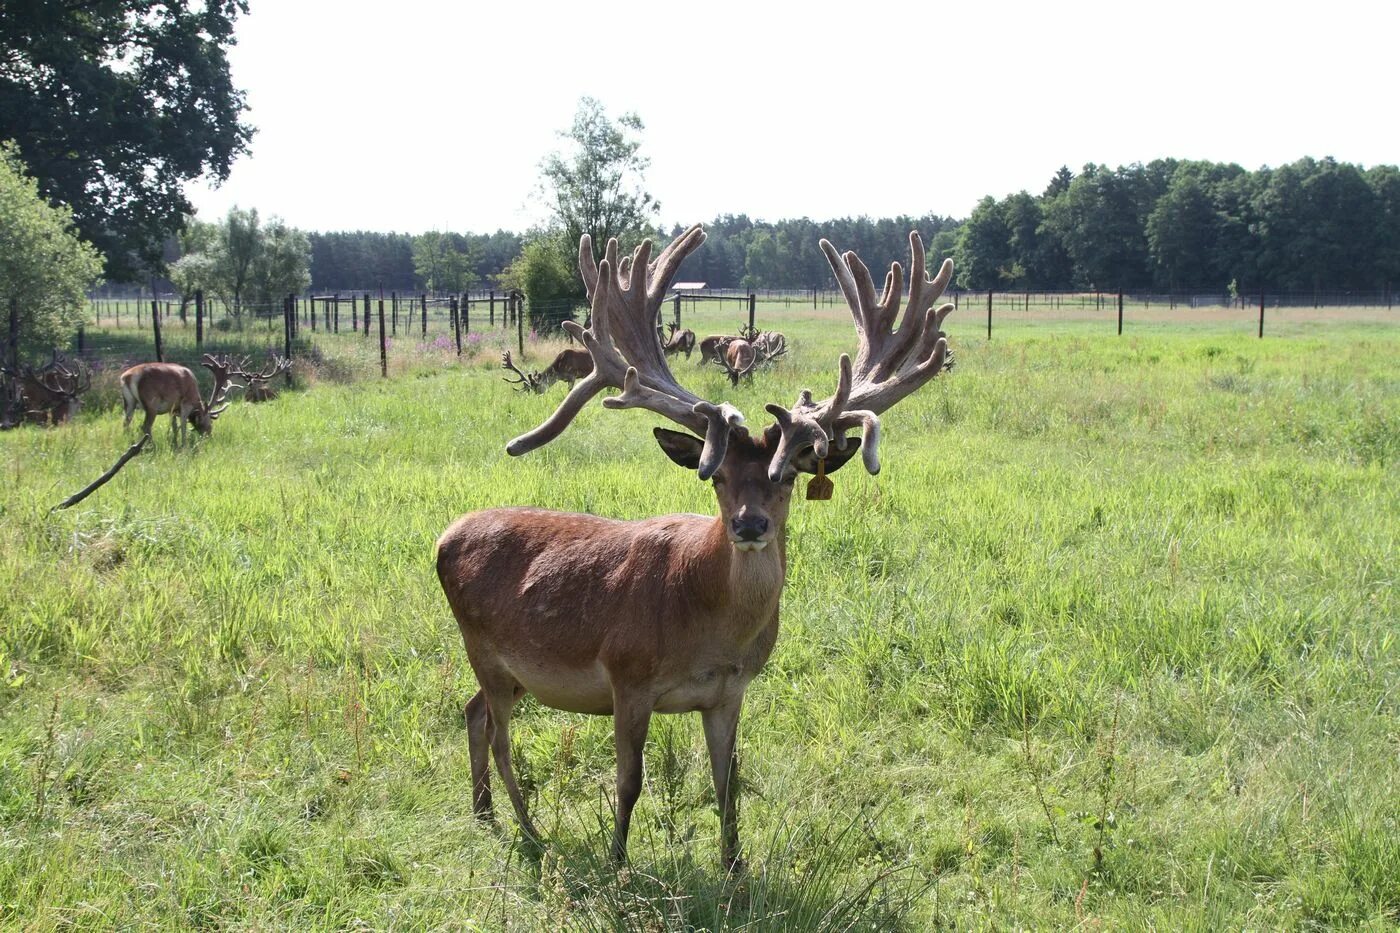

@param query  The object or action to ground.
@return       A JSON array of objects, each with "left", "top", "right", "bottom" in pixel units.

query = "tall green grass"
[{"left": 1, "top": 308, "right": 1396, "bottom": 928}]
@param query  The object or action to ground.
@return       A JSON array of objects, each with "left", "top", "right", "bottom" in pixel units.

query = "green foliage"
[
  {"left": 503, "top": 237, "right": 584, "bottom": 329},
  {"left": 0, "top": 0, "right": 253, "bottom": 279},
  {"left": 953, "top": 158, "right": 1400, "bottom": 294},
  {"left": 411, "top": 232, "right": 478, "bottom": 293},
  {"left": 539, "top": 97, "right": 657, "bottom": 260},
  {"left": 171, "top": 208, "right": 310, "bottom": 324},
  {"left": 0, "top": 143, "right": 103, "bottom": 354}
]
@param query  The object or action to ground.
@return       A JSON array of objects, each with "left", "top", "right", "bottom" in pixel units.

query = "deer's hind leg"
[
  {"left": 464, "top": 689, "right": 494, "bottom": 819},
  {"left": 472, "top": 665, "right": 538, "bottom": 841}
]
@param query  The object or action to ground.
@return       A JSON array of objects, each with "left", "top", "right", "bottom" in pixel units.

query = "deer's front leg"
[
  {"left": 611, "top": 690, "right": 653, "bottom": 864},
  {"left": 702, "top": 696, "right": 744, "bottom": 872}
]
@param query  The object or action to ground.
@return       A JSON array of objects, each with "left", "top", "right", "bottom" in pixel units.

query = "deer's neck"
[{"left": 700, "top": 516, "right": 786, "bottom": 634}]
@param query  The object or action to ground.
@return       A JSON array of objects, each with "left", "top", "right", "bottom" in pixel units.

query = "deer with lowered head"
[
  {"left": 436, "top": 224, "right": 954, "bottom": 870},
  {"left": 119, "top": 354, "right": 242, "bottom": 446}
]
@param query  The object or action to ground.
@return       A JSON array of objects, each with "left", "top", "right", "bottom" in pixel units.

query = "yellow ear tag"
[{"left": 806, "top": 458, "right": 834, "bottom": 500}]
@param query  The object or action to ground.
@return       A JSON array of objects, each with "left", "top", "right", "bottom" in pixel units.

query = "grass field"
[{"left": 1, "top": 301, "right": 1397, "bottom": 929}]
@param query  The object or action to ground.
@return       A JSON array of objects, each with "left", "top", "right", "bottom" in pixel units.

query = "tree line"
[{"left": 955, "top": 158, "right": 1400, "bottom": 295}]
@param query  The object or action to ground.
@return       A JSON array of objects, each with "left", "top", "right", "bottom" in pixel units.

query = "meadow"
[{"left": 1, "top": 299, "right": 1397, "bottom": 929}]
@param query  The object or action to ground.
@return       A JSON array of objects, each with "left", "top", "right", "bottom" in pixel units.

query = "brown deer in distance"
[
  {"left": 720, "top": 338, "right": 756, "bottom": 386},
  {"left": 437, "top": 224, "right": 954, "bottom": 869},
  {"left": 2, "top": 351, "right": 91, "bottom": 427},
  {"left": 659, "top": 321, "right": 696, "bottom": 359},
  {"left": 501, "top": 348, "right": 593, "bottom": 393},
  {"left": 119, "top": 354, "right": 241, "bottom": 445}
]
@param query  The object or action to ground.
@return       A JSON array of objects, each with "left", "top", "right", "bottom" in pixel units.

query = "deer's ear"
[
  {"left": 792, "top": 438, "right": 862, "bottom": 475},
  {"left": 654, "top": 428, "right": 704, "bottom": 470}
]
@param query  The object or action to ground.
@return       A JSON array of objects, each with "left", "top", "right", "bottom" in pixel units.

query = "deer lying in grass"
[
  {"left": 237, "top": 355, "right": 292, "bottom": 402},
  {"left": 1, "top": 351, "right": 91, "bottom": 427},
  {"left": 437, "top": 223, "right": 954, "bottom": 869},
  {"left": 119, "top": 354, "right": 241, "bottom": 446}
]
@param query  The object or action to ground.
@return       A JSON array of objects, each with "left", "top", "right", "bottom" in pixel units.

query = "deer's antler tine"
[
  {"left": 506, "top": 372, "right": 609, "bottom": 456},
  {"left": 648, "top": 224, "right": 706, "bottom": 304},
  {"left": 833, "top": 410, "right": 882, "bottom": 474},
  {"left": 579, "top": 235, "right": 600, "bottom": 298}
]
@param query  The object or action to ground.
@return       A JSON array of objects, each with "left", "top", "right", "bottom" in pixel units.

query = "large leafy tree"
[
  {"left": 0, "top": 0, "right": 253, "bottom": 280},
  {"left": 539, "top": 97, "right": 657, "bottom": 262},
  {"left": 0, "top": 144, "right": 103, "bottom": 363}
]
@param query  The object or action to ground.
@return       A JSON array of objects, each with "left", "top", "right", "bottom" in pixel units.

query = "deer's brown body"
[
  {"left": 120, "top": 356, "right": 238, "bottom": 445},
  {"left": 544, "top": 348, "right": 592, "bottom": 388},
  {"left": 699, "top": 334, "right": 733, "bottom": 365},
  {"left": 439, "top": 224, "right": 953, "bottom": 869},
  {"left": 722, "top": 339, "right": 756, "bottom": 385}
]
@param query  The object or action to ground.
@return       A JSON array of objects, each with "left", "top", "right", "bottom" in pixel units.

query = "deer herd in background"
[
  {"left": 1, "top": 349, "right": 290, "bottom": 438},
  {"left": 503, "top": 319, "right": 787, "bottom": 395}
]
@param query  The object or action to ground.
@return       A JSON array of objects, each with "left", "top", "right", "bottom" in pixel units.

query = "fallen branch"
[{"left": 53, "top": 433, "right": 149, "bottom": 511}]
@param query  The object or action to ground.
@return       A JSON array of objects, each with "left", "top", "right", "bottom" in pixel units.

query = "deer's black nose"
[{"left": 731, "top": 513, "right": 769, "bottom": 542}]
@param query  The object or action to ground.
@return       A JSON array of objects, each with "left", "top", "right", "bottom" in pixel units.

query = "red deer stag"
[
  {"left": 119, "top": 354, "right": 241, "bottom": 445},
  {"left": 437, "top": 224, "right": 953, "bottom": 869},
  {"left": 2, "top": 352, "right": 91, "bottom": 426},
  {"left": 501, "top": 348, "right": 593, "bottom": 393},
  {"left": 720, "top": 338, "right": 756, "bottom": 386},
  {"left": 236, "top": 355, "right": 292, "bottom": 402},
  {"left": 698, "top": 333, "right": 735, "bottom": 366},
  {"left": 660, "top": 321, "right": 697, "bottom": 359}
]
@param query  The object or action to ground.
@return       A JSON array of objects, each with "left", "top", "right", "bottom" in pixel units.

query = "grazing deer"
[
  {"left": 437, "top": 224, "right": 954, "bottom": 869},
  {"left": 119, "top": 354, "right": 241, "bottom": 445},
  {"left": 659, "top": 321, "right": 696, "bottom": 359},
  {"left": 698, "top": 333, "right": 736, "bottom": 366},
  {"left": 501, "top": 348, "right": 593, "bottom": 393},
  {"left": 2, "top": 351, "right": 91, "bottom": 426},
  {"left": 721, "top": 338, "right": 756, "bottom": 386}
]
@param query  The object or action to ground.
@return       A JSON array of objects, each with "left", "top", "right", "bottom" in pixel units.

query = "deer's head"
[
  {"left": 655, "top": 425, "right": 862, "bottom": 550},
  {"left": 194, "top": 353, "right": 243, "bottom": 434}
]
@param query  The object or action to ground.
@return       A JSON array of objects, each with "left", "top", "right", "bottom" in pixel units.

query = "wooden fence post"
[
  {"left": 283, "top": 295, "right": 293, "bottom": 378},
  {"left": 152, "top": 298, "right": 164, "bottom": 362},
  {"left": 452, "top": 297, "right": 462, "bottom": 355},
  {"left": 517, "top": 294, "right": 524, "bottom": 356},
  {"left": 363, "top": 293, "right": 371, "bottom": 336},
  {"left": 674, "top": 293, "right": 681, "bottom": 329},
  {"left": 310, "top": 296, "right": 316, "bottom": 332},
  {"left": 462, "top": 293, "right": 470, "bottom": 336},
  {"left": 489, "top": 289, "right": 495, "bottom": 327},
  {"left": 379, "top": 295, "right": 387, "bottom": 377},
  {"left": 1258, "top": 292, "right": 1265, "bottom": 338},
  {"left": 333, "top": 293, "right": 339, "bottom": 334},
  {"left": 392, "top": 292, "right": 397, "bottom": 336},
  {"left": 1117, "top": 290, "right": 1124, "bottom": 335},
  {"left": 748, "top": 293, "right": 756, "bottom": 335},
  {"left": 422, "top": 293, "right": 427, "bottom": 339},
  {"left": 195, "top": 289, "right": 204, "bottom": 349},
  {"left": 987, "top": 290, "right": 993, "bottom": 339}
]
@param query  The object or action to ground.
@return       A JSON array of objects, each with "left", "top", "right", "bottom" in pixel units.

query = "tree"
[
  {"left": 539, "top": 97, "right": 658, "bottom": 262},
  {"left": 250, "top": 220, "right": 311, "bottom": 308},
  {"left": 216, "top": 207, "right": 261, "bottom": 319},
  {"left": 954, "top": 197, "right": 1013, "bottom": 289},
  {"left": 0, "top": 144, "right": 103, "bottom": 365},
  {"left": 0, "top": 1, "right": 253, "bottom": 280},
  {"left": 502, "top": 237, "right": 583, "bottom": 331},
  {"left": 413, "top": 232, "right": 478, "bottom": 293},
  {"left": 1146, "top": 170, "right": 1217, "bottom": 290}
]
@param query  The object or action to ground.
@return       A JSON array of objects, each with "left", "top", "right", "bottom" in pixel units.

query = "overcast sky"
[{"left": 184, "top": 0, "right": 1399, "bottom": 234}]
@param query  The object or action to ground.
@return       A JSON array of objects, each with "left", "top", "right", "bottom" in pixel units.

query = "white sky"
[{"left": 185, "top": 0, "right": 1399, "bottom": 234}]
